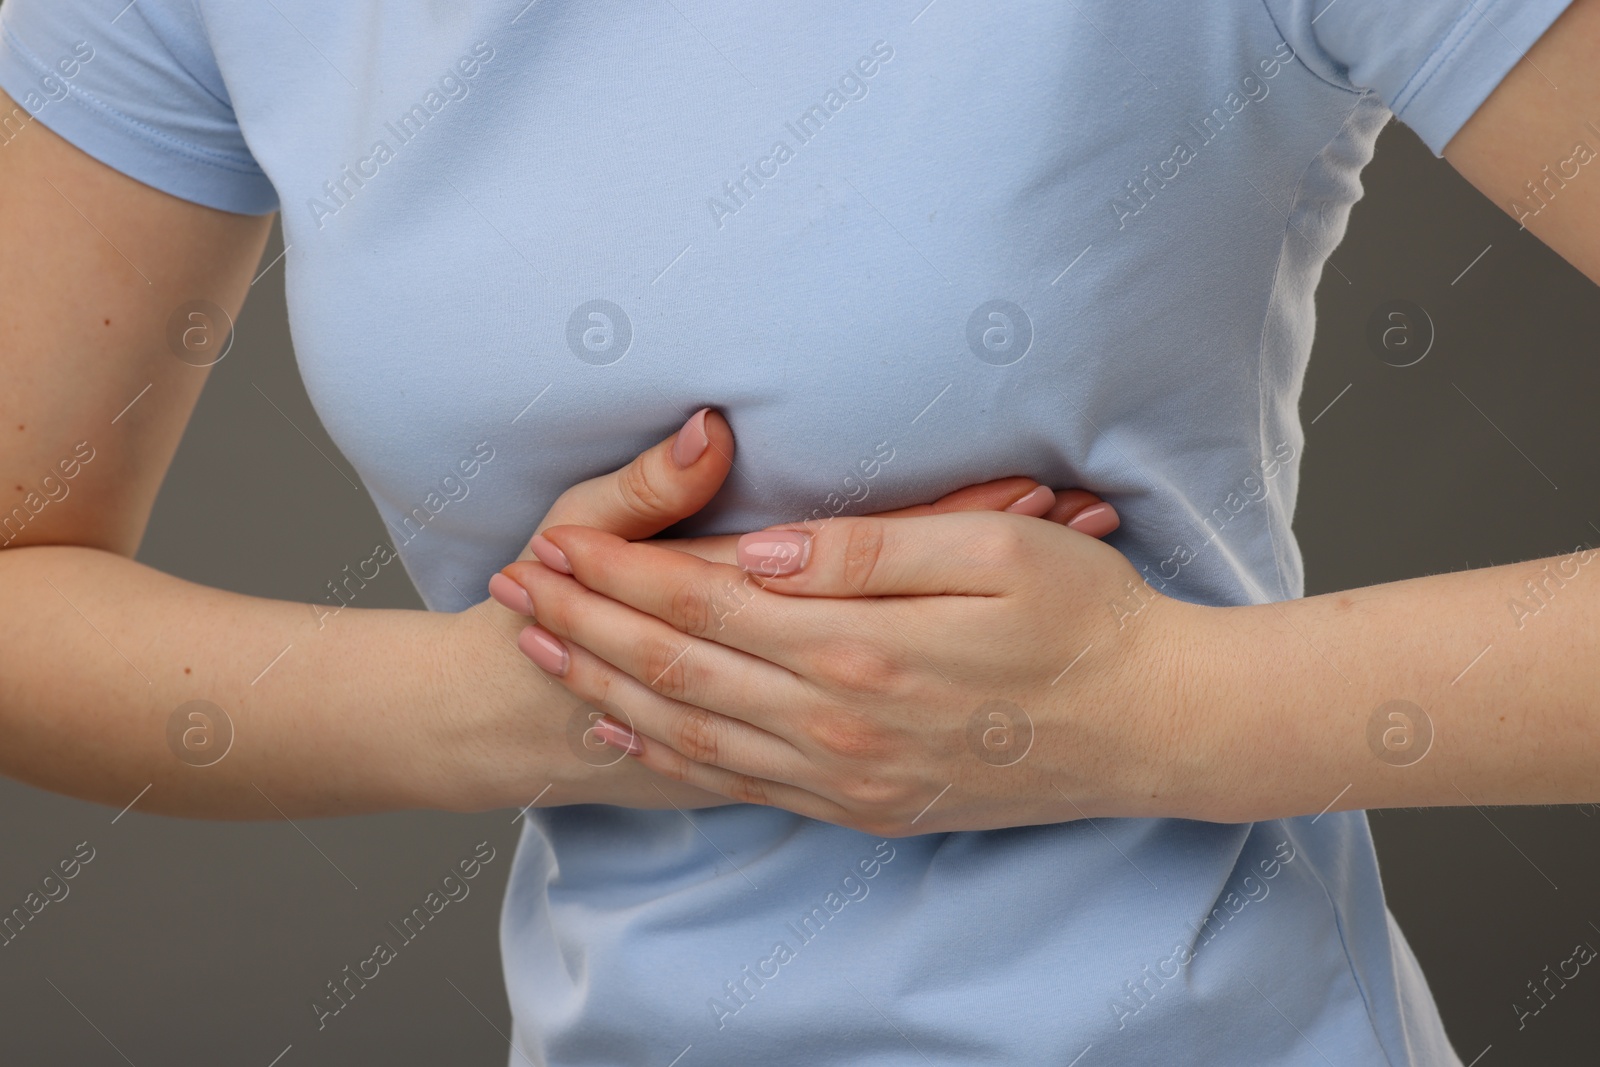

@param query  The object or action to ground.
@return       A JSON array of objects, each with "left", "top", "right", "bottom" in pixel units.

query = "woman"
[{"left": 1, "top": 0, "right": 1596, "bottom": 1063}]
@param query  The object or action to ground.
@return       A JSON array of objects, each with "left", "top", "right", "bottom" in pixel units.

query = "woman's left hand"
[{"left": 498, "top": 513, "right": 1218, "bottom": 836}]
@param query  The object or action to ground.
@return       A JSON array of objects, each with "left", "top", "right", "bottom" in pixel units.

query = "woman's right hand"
[{"left": 465, "top": 407, "right": 1120, "bottom": 812}]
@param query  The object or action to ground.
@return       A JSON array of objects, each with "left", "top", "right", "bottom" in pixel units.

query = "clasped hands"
[{"left": 487, "top": 408, "right": 1214, "bottom": 836}]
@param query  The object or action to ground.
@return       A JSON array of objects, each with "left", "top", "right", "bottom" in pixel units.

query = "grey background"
[{"left": 3, "top": 119, "right": 1599, "bottom": 1062}]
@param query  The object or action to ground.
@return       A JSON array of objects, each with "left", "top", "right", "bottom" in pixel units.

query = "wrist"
[
  {"left": 1153, "top": 597, "right": 1309, "bottom": 825},
  {"left": 424, "top": 602, "right": 722, "bottom": 814},
  {"left": 412, "top": 603, "right": 582, "bottom": 813}
]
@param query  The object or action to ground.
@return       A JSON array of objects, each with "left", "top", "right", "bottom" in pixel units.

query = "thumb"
[{"left": 534, "top": 407, "right": 733, "bottom": 542}]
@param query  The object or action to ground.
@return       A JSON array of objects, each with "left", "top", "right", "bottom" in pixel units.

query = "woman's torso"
[{"left": 189, "top": 0, "right": 1452, "bottom": 1060}]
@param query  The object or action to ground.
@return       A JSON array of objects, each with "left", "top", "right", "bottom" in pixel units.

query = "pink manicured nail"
[
  {"left": 737, "top": 530, "right": 811, "bottom": 575},
  {"left": 1003, "top": 485, "right": 1055, "bottom": 517},
  {"left": 672, "top": 407, "right": 711, "bottom": 468},
  {"left": 529, "top": 534, "right": 572, "bottom": 574},
  {"left": 592, "top": 717, "right": 644, "bottom": 756},
  {"left": 518, "top": 624, "right": 569, "bottom": 676},
  {"left": 1066, "top": 502, "right": 1119, "bottom": 538},
  {"left": 488, "top": 573, "right": 534, "bottom": 615}
]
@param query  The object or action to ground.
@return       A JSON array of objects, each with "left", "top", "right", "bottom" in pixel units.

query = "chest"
[{"left": 209, "top": 0, "right": 1354, "bottom": 587}]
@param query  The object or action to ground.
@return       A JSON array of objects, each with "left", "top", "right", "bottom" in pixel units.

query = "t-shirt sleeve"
[
  {"left": 1263, "top": 0, "right": 1576, "bottom": 155},
  {"left": 0, "top": 0, "right": 277, "bottom": 213}
]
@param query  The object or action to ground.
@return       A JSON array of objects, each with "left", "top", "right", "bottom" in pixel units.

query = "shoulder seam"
[{"left": 0, "top": 21, "right": 264, "bottom": 176}]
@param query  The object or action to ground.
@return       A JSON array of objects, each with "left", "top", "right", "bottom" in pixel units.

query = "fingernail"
[
  {"left": 592, "top": 717, "right": 644, "bottom": 756},
  {"left": 517, "top": 624, "right": 569, "bottom": 676},
  {"left": 672, "top": 407, "right": 711, "bottom": 468},
  {"left": 1066, "top": 502, "right": 1119, "bottom": 538},
  {"left": 488, "top": 572, "right": 534, "bottom": 614},
  {"left": 737, "top": 530, "right": 811, "bottom": 575},
  {"left": 529, "top": 534, "right": 572, "bottom": 574},
  {"left": 1003, "top": 484, "right": 1055, "bottom": 517}
]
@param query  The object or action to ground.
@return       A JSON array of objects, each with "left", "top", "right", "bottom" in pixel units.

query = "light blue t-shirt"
[{"left": 1, "top": 0, "right": 1572, "bottom": 1062}]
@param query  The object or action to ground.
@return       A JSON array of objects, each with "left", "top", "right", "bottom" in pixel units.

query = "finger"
[
  {"left": 494, "top": 406, "right": 732, "bottom": 606},
  {"left": 638, "top": 533, "right": 744, "bottom": 566},
  {"left": 624, "top": 483, "right": 1119, "bottom": 570},
  {"left": 785, "top": 479, "right": 1117, "bottom": 531},
  {"left": 865, "top": 476, "right": 1043, "bottom": 519},
  {"left": 504, "top": 553, "right": 818, "bottom": 719},
  {"left": 1048, "top": 490, "right": 1121, "bottom": 537},
  {"left": 533, "top": 406, "right": 734, "bottom": 542},
  {"left": 735, "top": 511, "right": 1064, "bottom": 598},
  {"left": 636, "top": 487, "right": 1051, "bottom": 569},
  {"left": 507, "top": 528, "right": 868, "bottom": 669},
  {"left": 524, "top": 624, "right": 809, "bottom": 783},
  {"left": 624, "top": 731, "right": 854, "bottom": 825},
  {"left": 903, "top": 482, "right": 1119, "bottom": 535}
]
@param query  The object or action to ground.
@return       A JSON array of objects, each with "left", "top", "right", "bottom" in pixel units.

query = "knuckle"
[
  {"left": 532, "top": 584, "right": 578, "bottom": 637},
  {"left": 814, "top": 641, "right": 896, "bottom": 696},
  {"left": 559, "top": 667, "right": 601, "bottom": 705},
  {"left": 839, "top": 520, "right": 887, "bottom": 591},
  {"left": 804, "top": 709, "right": 890, "bottom": 763},
  {"left": 726, "top": 774, "right": 770, "bottom": 807},
  {"left": 837, "top": 774, "right": 902, "bottom": 808},
  {"left": 795, "top": 635, "right": 850, "bottom": 679},
  {"left": 616, "top": 457, "right": 673, "bottom": 518},
  {"left": 981, "top": 522, "right": 1034, "bottom": 571},
  {"left": 639, "top": 637, "right": 696, "bottom": 700},
  {"left": 666, "top": 577, "right": 716, "bottom": 639},
  {"left": 669, "top": 705, "right": 723, "bottom": 765},
  {"left": 587, "top": 668, "right": 619, "bottom": 707},
  {"left": 648, "top": 746, "right": 694, "bottom": 783}
]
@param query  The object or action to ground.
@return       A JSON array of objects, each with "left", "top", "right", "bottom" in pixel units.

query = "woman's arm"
[
  {"left": 1442, "top": 0, "right": 1600, "bottom": 283},
  {"left": 0, "top": 96, "right": 727, "bottom": 818},
  {"left": 1195, "top": 548, "right": 1600, "bottom": 823}
]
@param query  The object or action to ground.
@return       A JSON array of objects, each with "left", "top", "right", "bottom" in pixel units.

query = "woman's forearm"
[
  {"left": 0, "top": 543, "right": 705, "bottom": 818},
  {"left": 0, "top": 543, "right": 487, "bottom": 817},
  {"left": 1194, "top": 544, "right": 1600, "bottom": 823}
]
